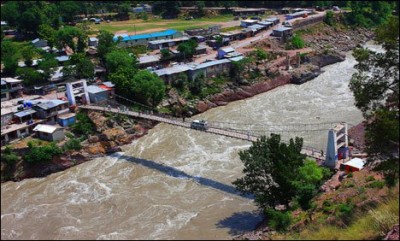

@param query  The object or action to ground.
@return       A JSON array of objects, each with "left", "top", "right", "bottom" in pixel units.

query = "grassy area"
[
  {"left": 281, "top": 194, "right": 399, "bottom": 240},
  {"left": 89, "top": 14, "right": 234, "bottom": 34},
  {"left": 221, "top": 26, "right": 242, "bottom": 32}
]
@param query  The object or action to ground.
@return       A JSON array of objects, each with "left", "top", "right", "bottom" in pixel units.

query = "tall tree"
[
  {"left": 63, "top": 53, "right": 95, "bottom": 80},
  {"left": 349, "top": 16, "right": 399, "bottom": 186},
  {"left": 97, "top": 30, "right": 118, "bottom": 62},
  {"left": 105, "top": 49, "right": 138, "bottom": 74},
  {"left": 233, "top": 134, "right": 306, "bottom": 209}
]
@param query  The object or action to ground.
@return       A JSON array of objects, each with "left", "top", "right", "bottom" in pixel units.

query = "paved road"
[{"left": 194, "top": 10, "right": 327, "bottom": 64}]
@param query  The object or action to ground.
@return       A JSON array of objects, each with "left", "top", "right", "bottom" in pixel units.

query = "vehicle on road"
[{"left": 190, "top": 120, "right": 209, "bottom": 131}]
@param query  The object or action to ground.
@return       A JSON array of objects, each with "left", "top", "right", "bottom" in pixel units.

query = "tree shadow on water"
[
  {"left": 118, "top": 154, "right": 253, "bottom": 200},
  {"left": 216, "top": 210, "right": 265, "bottom": 236}
]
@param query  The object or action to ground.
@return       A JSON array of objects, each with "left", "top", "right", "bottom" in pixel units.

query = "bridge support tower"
[{"left": 324, "top": 122, "right": 349, "bottom": 169}]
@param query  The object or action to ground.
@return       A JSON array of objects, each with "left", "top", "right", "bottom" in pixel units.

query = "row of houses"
[
  {"left": 151, "top": 58, "right": 237, "bottom": 84},
  {"left": 1, "top": 97, "right": 75, "bottom": 145}
]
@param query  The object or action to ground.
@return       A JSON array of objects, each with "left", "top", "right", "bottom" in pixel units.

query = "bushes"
[
  {"left": 24, "top": 142, "right": 63, "bottom": 163},
  {"left": 1, "top": 146, "right": 19, "bottom": 164},
  {"left": 63, "top": 138, "right": 82, "bottom": 151},
  {"left": 291, "top": 35, "right": 305, "bottom": 49},
  {"left": 265, "top": 209, "right": 292, "bottom": 232},
  {"left": 71, "top": 112, "right": 95, "bottom": 137},
  {"left": 367, "top": 180, "right": 385, "bottom": 189}
]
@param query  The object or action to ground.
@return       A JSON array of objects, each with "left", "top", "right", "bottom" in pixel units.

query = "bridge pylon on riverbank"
[{"left": 325, "top": 122, "right": 349, "bottom": 169}]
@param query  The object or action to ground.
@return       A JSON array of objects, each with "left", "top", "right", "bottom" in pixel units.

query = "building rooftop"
[
  {"left": 57, "top": 112, "right": 76, "bottom": 120},
  {"left": 192, "top": 59, "right": 231, "bottom": 70},
  {"left": 153, "top": 64, "right": 190, "bottom": 76},
  {"left": 14, "top": 109, "right": 36, "bottom": 118},
  {"left": 102, "top": 82, "right": 115, "bottom": 88},
  {"left": 114, "top": 29, "right": 179, "bottom": 42},
  {"left": 148, "top": 36, "right": 189, "bottom": 45},
  {"left": 139, "top": 55, "right": 161, "bottom": 64},
  {"left": 2, "top": 77, "right": 22, "bottom": 84},
  {"left": 55, "top": 55, "right": 70, "bottom": 62},
  {"left": 33, "top": 124, "right": 63, "bottom": 134},
  {"left": 86, "top": 85, "right": 108, "bottom": 94},
  {"left": 220, "top": 47, "right": 235, "bottom": 53},
  {"left": 344, "top": 158, "right": 365, "bottom": 170},
  {"left": 274, "top": 27, "right": 293, "bottom": 32}
]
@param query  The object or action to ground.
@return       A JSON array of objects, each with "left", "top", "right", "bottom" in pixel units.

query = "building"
[
  {"left": 88, "top": 37, "right": 99, "bottom": 47},
  {"left": 1, "top": 78, "right": 23, "bottom": 101},
  {"left": 114, "top": 29, "right": 183, "bottom": 47},
  {"left": 132, "top": 4, "right": 152, "bottom": 13},
  {"left": 220, "top": 30, "right": 244, "bottom": 41},
  {"left": 98, "top": 81, "right": 115, "bottom": 97},
  {"left": 240, "top": 19, "right": 258, "bottom": 27},
  {"left": 188, "top": 59, "right": 231, "bottom": 80},
  {"left": 153, "top": 64, "right": 191, "bottom": 84},
  {"left": 340, "top": 158, "right": 365, "bottom": 173},
  {"left": 32, "top": 99, "right": 69, "bottom": 124},
  {"left": 265, "top": 17, "right": 280, "bottom": 25},
  {"left": 138, "top": 55, "right": 161, "bottom": 68},
  {"left": 184, "top": 25, "right": 221, "bottom": 37},
  {"left": 148, "top": 36, "right": 190, "bottom": 50},
  {"left": 285, "top": 10, "right": 311, "bottom": 20},
  {"left": 195, "top": 45, "right": 207, "bottom": 55},
  {"left": 33, "top": 124, "right": 65, "bottom": 142},
  {"left": 217, "top": 47, "right": 236, "bottom": 59},
  {"left": 233, "top": 8, "right": 266, "bottom": 16},
  {"left": 271, "top": 27, "right": 293, "bottom": 39},
  {"left": 247, "top": 24, "right": 266, "bottom": 33},
  {"left": 258, "top": 21, "right": 274, "bottom": 28},
  {"left": 31, "top": 38, "right": 48, "bottom": 48},
  {"left": 86, "top": 85, "right": 110, "bottom": 104},
  {"left": 57, "top": 112, "right": 76, "bottom": 127}
]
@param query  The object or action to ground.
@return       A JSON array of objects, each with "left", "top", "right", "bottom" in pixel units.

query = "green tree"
[
  {"left": 63, "top": 53, "right": 95, "bottom": 80},
  {"left": 108, "top": 66, "right": 136, "bottom": 97},
  {"left": 177, "top": 39, "right": 198, "bottom": 62},
  {"left": 105, "top": 49, "right": 138, "bottom": 74},
  {"left": 16, "top": 67, "right": 45, "bottom": 86},
  {"left": 1, "top": 2, "right": 19, "bottom": 27},
  {"left": 21, "top": 46, "right": 37, "bottom": 67},
  {"left": 3, "top": 56, "right": 19, "bottom": 76},
  {"left": 160, "top": 48, "right": 172, "bottom": 61},
  {"left": 38, "top": 24, "right": 57, "bottom": 49},
  {"left": 131, "top": 70, "right": 166, "bottom": 107},
  {"left": 97, "top": 30, "right": 118, "bottom": 62},
  {"left": 349, "top": 16, "right": 399, "bottom": 187},
  {"left": 38, "top": 54, "right": 58, "bottom": 79},
  {"left": 324, "top": 10, "right": 335, "bottom": 26},
  {"left": 57, "top": 1, "right": 81, "bottom": 23},
  {"left": 233, "top": 134, "right": 306, "bottom": 209},
  {"left": 56, "top": 26, "right": 87, "bottom": 53}
]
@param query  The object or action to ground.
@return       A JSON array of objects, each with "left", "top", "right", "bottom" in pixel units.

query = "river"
[{"left": 1, "top": 43, "right": 381, "bottom": 240}]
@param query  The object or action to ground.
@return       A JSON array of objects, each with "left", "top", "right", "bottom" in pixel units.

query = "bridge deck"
[{"left": 80, "top": 105, "right": 324, "bottom": 160}]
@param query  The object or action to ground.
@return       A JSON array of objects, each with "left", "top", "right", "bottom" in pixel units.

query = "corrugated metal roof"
[
  {"left": 248, "top": 24, "right": 264, "bottom": 29},
  {"left": 258, "top": 21, "right": 273, "bottom": 26},
  {"left": 195, "top": 59, "right": 231, "bottom": 69},
  {"left": 2, "top": 78, "right": 22, "bottom": 83},
  {"left": 89, "top": 37, "right": 98, "bottom": 41},
  {"left": 220, "top": 47, "right": 235, "bottom": 53},
  {"left": 14, "top": 109, "right": 36, "bottom": 118},
  {"left": 55, "top": 56, "right": 70, "bottom": 62},
  {"left": 1, "top": 80, "right": 6, "bottom": 85},
  {"left": 344, "top": 158, "right": 365, "bottom": 170},
  {"left": 148, "top": 36, "right": 189, "bottom": 45},
  {"left": 153, "top": 64, "right": 190, "bottom": 76},
  {"left": 33, "top": 124, "right": 63, "bottom": 134},
  {"left": 139, "top": 55, "right": 160, "bottom": 64},
  {"left": 87, "top": 85, "right": 108, "bottom": 94},
  {"left": 228, "top": 56, "right": 244, "bottom": 62},
  {"left": 102, "top": 82, "right": 115, "bottom": 88},
  {"left": 31, "top": 38, "right": 39, "bottom": 43},
  {"left": 114, "top": 29, "right": 178, "bottom": 42},
  {"left": 274, "top": 27, "right": 293, "bottom": 32},
  {"left": 265, "top": 17, "right": 279, "bottom": 22}
]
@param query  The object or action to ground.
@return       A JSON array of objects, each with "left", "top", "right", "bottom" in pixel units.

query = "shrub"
[
  {"left": 1, "top": 146, "right": 19, "bottom": 163},
  {"left": 347, "top": 172, "right": 353, "bottom": 178},
  {"left": 366, "top": 175, "right": 375, "bottom": 182},
  {"left": 367, "top": 180, "right": 385, "bottom": 189},
  {"left": 63, "top": 138, "right": 82, "bottom": 151},
  {"left": 291, "top": 35, "right": 305, "bottom": 49},
  {"left": 24, "top": 142, "right": 63, "bottom": 163},
  {"left": 324, "top": 10, "right": 335, "bottom": 26},
  {"left": 71, "top": 112, "right": 95, "bottom": 137},
  {"left": 265, "top": 209, "right": 292, "bottom": 232}
]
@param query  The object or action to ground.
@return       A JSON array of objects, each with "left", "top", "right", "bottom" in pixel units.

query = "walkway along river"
[{"left": 0, "top": 42, "right": 381, "bottom": 240}]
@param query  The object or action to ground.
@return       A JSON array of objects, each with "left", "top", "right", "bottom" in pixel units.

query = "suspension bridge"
[{"left": 79, "top": 95, "right": 350, "bottom": 162}]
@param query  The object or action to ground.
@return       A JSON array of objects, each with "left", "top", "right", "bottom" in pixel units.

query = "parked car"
[{"left": 190, "top": 120, "right": 209, "bottom": 131}]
